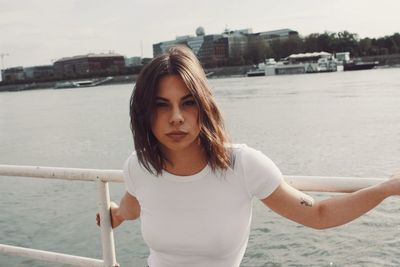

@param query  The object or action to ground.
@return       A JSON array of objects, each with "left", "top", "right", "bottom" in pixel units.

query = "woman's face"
[{"left": 151, "top": 75, "right": 201, "bottom": 155}]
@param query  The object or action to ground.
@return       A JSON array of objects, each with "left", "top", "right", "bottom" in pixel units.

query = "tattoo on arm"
[{"left": 300, "top": 197, "right": 313, "bottom": 207}]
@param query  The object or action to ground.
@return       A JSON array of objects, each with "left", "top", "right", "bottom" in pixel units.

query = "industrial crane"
[{"left": 1, "top": 53, "right": 10, "bottom": 69}]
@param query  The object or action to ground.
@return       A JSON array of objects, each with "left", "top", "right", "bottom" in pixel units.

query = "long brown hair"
[{"left": 130, "top": 45, "right": 231, "bottom": 175}]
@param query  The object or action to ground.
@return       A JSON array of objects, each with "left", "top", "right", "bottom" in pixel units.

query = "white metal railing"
[
  {"left": 0, "top": 164, "right": 388, "bottom": 266},
  {"left": 0, "top": 165, "right": 123, "bottom": 267}
]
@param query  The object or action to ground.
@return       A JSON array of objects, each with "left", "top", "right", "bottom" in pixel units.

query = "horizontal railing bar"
[
  {"left": 0, "top": 244, "right": 104, "bottom": 267},
  {"left": 0, "top": 164, "right": 388, "bottom": 193},
  {"left": 285, "top": 175, "right": 387, "bottom": 193},
  {"left": 0, "top": 165, "right": 123, "bottom": 183}
]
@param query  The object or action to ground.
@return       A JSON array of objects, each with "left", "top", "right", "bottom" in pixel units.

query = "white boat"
[
  {"left": 246, "top": 69, "right": 265, "bottom": 77},
  {"left": 54, "top": 77, "right": 113, "bottom": 89},
  {"left": 246, "top": 62, "right": 267, "bottom": 77},
  {"left": 264, "top": 52, "right": 338, "bottom": 76},
  {"left": 336, "top": 52, "right": 379, "bottom": 71}
]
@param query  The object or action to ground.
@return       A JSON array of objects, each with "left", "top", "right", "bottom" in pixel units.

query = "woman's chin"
[{"left": 161, "top": 139, "right": 200, "bottom": 154}]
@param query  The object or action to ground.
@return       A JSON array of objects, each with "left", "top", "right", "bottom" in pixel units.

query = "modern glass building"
[{"left": 152, "top": 28, "right": 298, "bottom": 67}]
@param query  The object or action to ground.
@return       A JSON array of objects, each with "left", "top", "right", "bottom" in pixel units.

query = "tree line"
[{"left": 241, "top": 31, "right": 400, "bottom": 65}]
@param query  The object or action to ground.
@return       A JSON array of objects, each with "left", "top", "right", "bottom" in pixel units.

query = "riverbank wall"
[
  {"left": 0, "top": 66, "right": 252, "bottom": 92},
  {"left": 361, "top": 53, "right": 400, "bottom": 66},
  {"left": 0, "top": 75, "right": 138, "bottom": 92},
  {"left": 0, "top": 61, "right": 398, "bottom": 92},
  {"left": 205, "top": 65, "right": 253, "bottom": 78}
]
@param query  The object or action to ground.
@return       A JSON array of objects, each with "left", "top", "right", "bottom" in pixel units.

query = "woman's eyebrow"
[
  {"left": 181, "top": 94, "right": 193, "bottom": 101},
  {"left": 155, "top": 94, "right": 193, "bottom": 102},
  {"left": 155, "top": 96, "right": 169, "bottom": 102}
]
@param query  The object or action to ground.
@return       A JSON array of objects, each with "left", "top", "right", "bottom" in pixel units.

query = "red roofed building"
[{"left": 53, "top": 53, "right": 125, "bottom": 79}]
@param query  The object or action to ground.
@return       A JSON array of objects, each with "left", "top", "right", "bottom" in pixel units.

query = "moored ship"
[
  {"left": 343, "top": 60, "right": 379, "bottom": 71},
  {"left": 254, "top": 52, "right": 338, "bottom": 76},
  {"left": 336, "top": 52, "right": 379, "bottom": 71},
  {"left": 54, "top": 77, "right": 113, "bottom": 89}
]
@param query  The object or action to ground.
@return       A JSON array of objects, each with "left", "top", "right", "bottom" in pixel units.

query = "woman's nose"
[{"left": 169, "top": 107, "right": 184, "bottom": 125}]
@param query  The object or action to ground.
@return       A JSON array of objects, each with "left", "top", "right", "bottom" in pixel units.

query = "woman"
[{"left": 97, "top": 46, "right": 400, "bottom": 267}]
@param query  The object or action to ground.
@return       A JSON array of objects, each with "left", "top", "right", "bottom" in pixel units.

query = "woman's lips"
[{"left": 166, "top": 131, "right": 188, "bottom": 141}]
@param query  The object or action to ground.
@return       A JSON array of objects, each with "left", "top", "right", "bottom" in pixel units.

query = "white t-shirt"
[{"left": 123, "top": 144, "right": 283, "bottom": 267}]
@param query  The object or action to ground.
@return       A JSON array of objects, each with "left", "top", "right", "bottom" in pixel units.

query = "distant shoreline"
[
  {"left": 0, "top": 75, "right": 138, "bottom": 92},
  {"left": 0, "top": 65, "right": 255, "bottom": 92},
  {"left": 1, "top": 63, "right": 399, "bottom": 93}
]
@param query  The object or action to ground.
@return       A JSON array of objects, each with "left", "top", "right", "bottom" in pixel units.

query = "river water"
[{"left": 1, "top": 68, "right": 400, "bottom": 266}]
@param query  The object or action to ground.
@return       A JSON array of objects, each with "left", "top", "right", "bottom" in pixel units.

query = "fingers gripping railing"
[
  {"left": 0, "top": 164, "right": 388, "bottom": 266},
  {"left": 97, "top": 179, "right": 118, "bottom": 267}
]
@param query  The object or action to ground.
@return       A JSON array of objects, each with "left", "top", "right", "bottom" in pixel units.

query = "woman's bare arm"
[
  {"left": 262, "top": 177, "right": 400, "bottom": 229},
  {"left": 97, "top": 192, "right": 141, "bottom": 228}
]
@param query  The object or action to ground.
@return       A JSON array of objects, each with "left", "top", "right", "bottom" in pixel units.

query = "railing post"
[{"left": 97, "top": 179, "right": 118, "bottom": 267}]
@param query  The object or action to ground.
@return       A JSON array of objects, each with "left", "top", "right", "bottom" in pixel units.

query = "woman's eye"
[
  {"left": 155, "top": 102, "right": 168, "bottom": 108},
  {"left": 183, "top": 100, "right": 196, "bottom": 106}
]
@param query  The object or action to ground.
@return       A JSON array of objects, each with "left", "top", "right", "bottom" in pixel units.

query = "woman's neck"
[{"left": 162, "top": 144, "right": 208, "bottom": 176}]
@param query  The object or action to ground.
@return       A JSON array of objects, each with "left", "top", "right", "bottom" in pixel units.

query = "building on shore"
[
  {"left": 197, "top": 34, "right": 229, "bottom": 67},
  {"left": 1, "top": 65, "right": 54, "bottom": 83},
  {"left": 1, "top": 67, "right": 25, "bottom": 82},
  {"left": 24, "top": 65, "right": 55, "bottom": 81},
  {"left": 0, "top": 52, "right": 146, "bottom": 85},
  {"left": 152, "top": 27, "right": 298, "bottom": 67},
  {"left": 153, "top": 27, "right": 249, "bottom": 67},
  {"left": 125, "top": 56, "right": 143, "bottom": 67},
  {"left": 53, "top": 53, "right": 125, "bottom": 79},
  {"left": 257, "top": 29, "right": 299, "bottom": 43}
]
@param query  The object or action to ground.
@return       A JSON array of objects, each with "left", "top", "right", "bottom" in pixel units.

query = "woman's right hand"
[{"left": 96, "top": 201, "right": 124, "bottom": 229}]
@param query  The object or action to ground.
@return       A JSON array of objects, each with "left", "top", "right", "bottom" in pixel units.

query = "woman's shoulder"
[
  {"left": 227, "top": 143, "right": 257, "bottom": 155},
  {"left": 123, "top": 150, "right": 156, "bottom": 182},
  {"left": 228, "top": 143, "right": 275, "bottom": 165},
  {"left": 227, "top": 143, "right": 266, "bottom": 167},
  {"left": 127, "top": 150, "right": 138, "bottom": 159},
  {"left": 123, "top": 151, "right": 142, "bottom": 170}
]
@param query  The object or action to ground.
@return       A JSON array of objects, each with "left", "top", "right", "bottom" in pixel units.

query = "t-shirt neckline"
[{"left": 161, "top": 164, "right": 211, "bottom": 182}]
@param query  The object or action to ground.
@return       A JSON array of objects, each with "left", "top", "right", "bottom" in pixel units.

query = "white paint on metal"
[
  {"left": 0, "top": 164, "right": 390, "bottom": 266},
  {"left": 97, "top": 180, "right": 118, "bottom": 267},
  {"left": 0, "top": 164, "right": 388, "bottom": 192},
  {"left": 0, "top": 164, "right": 123, "bottom": 182},
  {"left": 0, "top": 244, "right": 104, "bottom": 267},
  {"left": 285, "top": 175, "right": 387, "bottom": 193}
]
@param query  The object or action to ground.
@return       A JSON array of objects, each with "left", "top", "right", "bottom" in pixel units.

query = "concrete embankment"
[
  {"left": 1, "top": 59, "right": 398, "bottom": 92},
  {"left": 0, "top": 75, "right": 138, "bottom": 92},
  {"left": 0, "top": 66, "right": 253, "bottom": 92},
  {"left": 205, "top": 65, "right": 253, "bottom": 78},
  {"left": 361, "top": 53, "right": 400, "bottom": 66},
  {"left": 0, "top": 81, "right": 56, "bottom": 92}
]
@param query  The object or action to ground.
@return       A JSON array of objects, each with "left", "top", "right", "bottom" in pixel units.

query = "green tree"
[
  {"left": 303, "top": 33, "right": 320, "bottom": 52},
  {"left": 270, "top": 37, "right": 304, "bottom": 60},
  {"left": 245, "top": 37, "right": 269, "bottom": 64},
  {"left": 331, "top": 31, "right": 359, "bottom": 55},
  {"left": 358, "top": 38, "right": 372, "bottom": 56}
]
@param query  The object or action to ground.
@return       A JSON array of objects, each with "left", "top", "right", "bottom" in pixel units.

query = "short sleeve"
[
  {"left": 122, "top": 153, "right": 137, "bottom": 197},
  {"left": 240, "top": 145, "right": 283, "bottom": 199}
]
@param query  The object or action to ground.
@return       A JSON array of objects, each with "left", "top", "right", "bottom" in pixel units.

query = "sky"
[{"left": 1, "top": 0, "right": 399, "bottom": 68}]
